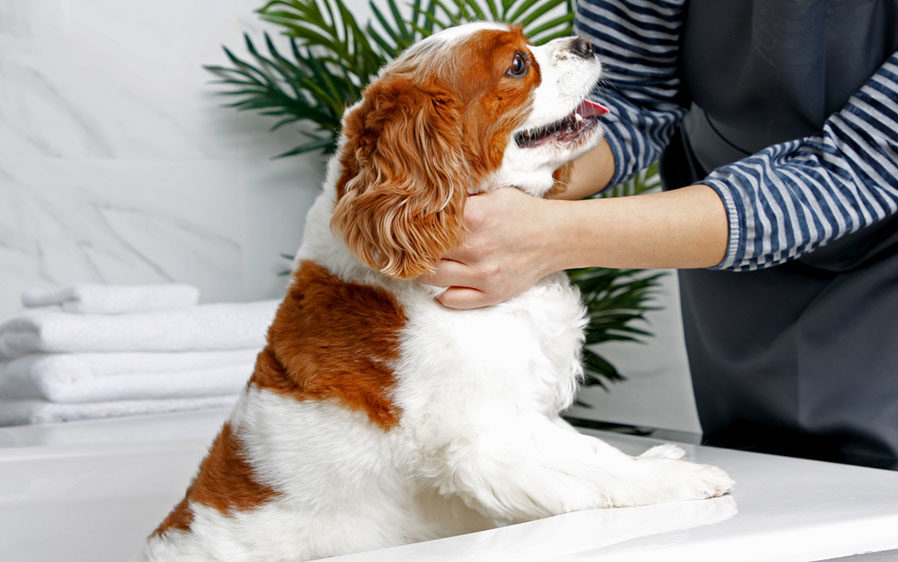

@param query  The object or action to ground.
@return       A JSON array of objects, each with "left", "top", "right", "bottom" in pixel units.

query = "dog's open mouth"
[{"left": 514, "top": 99, "right": 609, "bottom": 148}]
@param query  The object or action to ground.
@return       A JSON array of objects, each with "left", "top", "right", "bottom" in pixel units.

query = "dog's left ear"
[{"left": 331, "top": 77, "right": 470, "bottom": 279}]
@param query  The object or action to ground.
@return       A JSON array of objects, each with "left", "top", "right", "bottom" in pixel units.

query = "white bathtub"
[{"left": 1, "top": 409, "right": 897, "bottom": 561}]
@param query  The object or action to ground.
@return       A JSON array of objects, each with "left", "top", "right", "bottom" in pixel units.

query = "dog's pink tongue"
[{"left": 578, "top": 99, "right": 610, "bottom": 117}]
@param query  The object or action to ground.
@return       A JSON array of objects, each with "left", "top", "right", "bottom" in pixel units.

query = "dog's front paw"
[
  {"left": 617, "top": 458, "right": 735, "bottom": 507},
  {"left": 639, "top": 443, "right": 687, "bottom": 460},
  {"left": 676, "top": 462, "right": 735, "bottom": 500}
]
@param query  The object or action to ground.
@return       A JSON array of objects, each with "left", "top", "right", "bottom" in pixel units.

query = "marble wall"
[{"left": 0, "top": 0, "right": 338, "bottom": 317}]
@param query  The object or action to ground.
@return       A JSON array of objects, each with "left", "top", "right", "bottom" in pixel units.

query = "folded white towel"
[
  {"left": 21, "top": 284, "right": 200, "bottom": 314},
  {"left": 0, "top": 395, "right": 240, "bottom": 426},
  {"left": 0, "top": 350, "right": 259, "bottom": 402},
  {"left": 0, "top": 300, "right": 279, "bottom": 359}
]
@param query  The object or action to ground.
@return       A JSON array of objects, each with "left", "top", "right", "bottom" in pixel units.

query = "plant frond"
[
  {"left": 523, "top": 11, "right": 573, "bottom": 40},
  {"left": 274, "top": 136, "right": 337, "bottom": 158},
  {"left": 506, "top": 0, "right": 544, "bottom": 24}
]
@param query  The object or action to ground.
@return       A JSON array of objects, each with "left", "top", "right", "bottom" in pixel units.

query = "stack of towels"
[{"left": 0, "top": 284, "right": 279, "bottom": 426}]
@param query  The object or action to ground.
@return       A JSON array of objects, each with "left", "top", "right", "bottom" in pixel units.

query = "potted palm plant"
[{"left": 206, "top": 0, "right": 663, "bottom": 390}]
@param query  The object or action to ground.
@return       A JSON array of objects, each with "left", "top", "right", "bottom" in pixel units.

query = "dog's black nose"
[{"left": 570, "top": 37, "right": 594, "bottom": 59}]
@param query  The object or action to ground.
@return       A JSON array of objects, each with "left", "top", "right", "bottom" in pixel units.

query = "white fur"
[{"left": 138, "top": 24, "right": 733, "bottom": 562}]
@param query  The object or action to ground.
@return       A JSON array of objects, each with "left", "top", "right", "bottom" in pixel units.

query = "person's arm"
[
  {"left": 576, "top": 0, "right": 690, "bottom": 190},
  {"left": 577, "top": 2, "right": 898, "bottom": 272},
  {"left": 549, "top": 0, "right": 690, "bottom": 201},
  {"left": 419, "top": 183, "right": 727, "bottom": 310},
  {"left": 561, "top": 184, "right": 728, "bottom": 269},
  {"left": 701, "top": 51, "right": 898, "bottom": 271}
]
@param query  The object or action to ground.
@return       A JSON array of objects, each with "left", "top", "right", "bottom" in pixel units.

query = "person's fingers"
[
  {"left": 438, "top": 244, "right": 481, "bottom": 264},
  {"left": 419, "top": 259, "right": 477, "bottom": 288},
  {"left": 435, "top": 287, "right": 496, "bottom": 310}
]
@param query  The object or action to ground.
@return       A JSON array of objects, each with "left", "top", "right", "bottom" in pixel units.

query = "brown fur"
[
  {"left": 251, "top": 260, "right": 407, "bottom": 430},
  {"left": 331, "top": 76, "right": 470, "bottom": 280},
  {"left": 453, "top": 28, "right": 542, "bottom": 178},
  {"left": 153, "top": 261, "right": 406, "bottom": 537},
  {"left": 152, "top": 423, "right": 277, "bottom": 536}
]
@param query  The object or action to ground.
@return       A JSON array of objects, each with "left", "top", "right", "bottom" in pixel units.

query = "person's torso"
[
  {"left": 680, "top": 0, "right": 898, "bottom": 169},
  {"left": 671, "top": 0, "right": 898, "bottom": 271}
]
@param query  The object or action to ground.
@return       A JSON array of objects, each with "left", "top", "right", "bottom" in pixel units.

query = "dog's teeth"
[{"left": 575, "top": 113, "right": 583, "bottom": 123}]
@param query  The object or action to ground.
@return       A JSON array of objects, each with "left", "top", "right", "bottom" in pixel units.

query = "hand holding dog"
[
  {"left": 423, "top": 178, "right": 730, "bottom": 310},
  {"left": 420, "top": 187, "right": 571, "bottom": 309}
]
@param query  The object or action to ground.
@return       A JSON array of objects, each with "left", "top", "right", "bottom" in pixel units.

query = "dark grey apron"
[{"left": 660, "top": 0, "right": 898, "bottom": 468}]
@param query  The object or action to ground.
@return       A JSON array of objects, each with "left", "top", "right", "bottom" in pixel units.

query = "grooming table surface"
[{"left": 1, "top": 409, "right": 896, "bottom": 562}]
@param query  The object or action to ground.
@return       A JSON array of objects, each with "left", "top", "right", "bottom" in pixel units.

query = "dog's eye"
[{"left": 506, "top": 52, "right": 528, "bottom": 78}]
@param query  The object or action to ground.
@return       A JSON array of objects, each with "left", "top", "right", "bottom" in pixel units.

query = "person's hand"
[{"left": 419, "top": 187, "right": 568, "bottom": 309}]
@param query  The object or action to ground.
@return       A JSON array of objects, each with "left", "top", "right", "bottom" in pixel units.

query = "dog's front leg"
[{"left": 433, "top": 411, "right": 733, "bottom": 523}]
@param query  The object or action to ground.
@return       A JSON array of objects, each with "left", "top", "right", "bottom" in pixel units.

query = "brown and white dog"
[{"left": 139, "top": 23, "right": 733, "bottom": 561}]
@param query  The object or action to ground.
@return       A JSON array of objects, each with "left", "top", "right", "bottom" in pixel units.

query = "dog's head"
[{"left": 331, "top": 23, "right": 606, "bottom": 279}]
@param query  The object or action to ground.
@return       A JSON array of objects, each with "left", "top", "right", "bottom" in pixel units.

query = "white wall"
[
  {"left": 0, "top": 0, "right": 700, "bottom": 433},
  {"left": 0, "top": 0, "right": 333, "bottom": 316}
]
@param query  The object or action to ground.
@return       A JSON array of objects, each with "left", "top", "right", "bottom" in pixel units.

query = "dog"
[{"left": 138, "top": 22, "right": 734, "bottom": 561}]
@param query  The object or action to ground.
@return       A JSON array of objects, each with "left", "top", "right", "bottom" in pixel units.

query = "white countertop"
[{"left": 1, "top": 409, "right": 897, "bottom": 562}]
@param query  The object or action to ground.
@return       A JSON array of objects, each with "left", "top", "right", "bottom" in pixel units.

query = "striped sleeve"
[
  {"left": 574, "top": 0, "right": 688, "bottom": 188},
  {"left": 702, "top": 52, "right": 898, "bottom": 270}
]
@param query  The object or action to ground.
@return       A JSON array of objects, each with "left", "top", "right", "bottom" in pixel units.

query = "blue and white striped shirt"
[{"left": 575, "top": 0, "right": 898, "bottom": 271}]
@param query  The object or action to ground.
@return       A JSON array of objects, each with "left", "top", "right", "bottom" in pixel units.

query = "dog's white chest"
[{"left": 393, "top": 273, "right": 587, "bottom": 422}]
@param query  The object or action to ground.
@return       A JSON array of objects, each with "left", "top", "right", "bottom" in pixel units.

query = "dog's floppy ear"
[{"left": 331, "top": 77, "right": 470, "bottom": 279}]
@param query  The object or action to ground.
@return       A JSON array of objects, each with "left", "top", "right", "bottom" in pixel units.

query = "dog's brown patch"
[
  {"left": 250, "top": 260, "right": 406, "bottom": 430},
  {"left": 152, "top": 423, "right": 277, "bottom": 536},
  {"left": 453, "top": 27, "right": 542, "bottom": 176}
]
